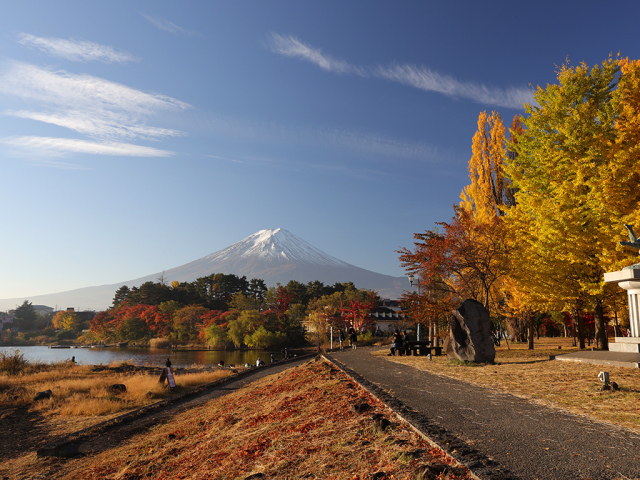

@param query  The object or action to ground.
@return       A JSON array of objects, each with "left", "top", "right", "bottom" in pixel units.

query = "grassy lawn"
[{"left": 373, "top": 337, "right": 640, "bottom": 431}]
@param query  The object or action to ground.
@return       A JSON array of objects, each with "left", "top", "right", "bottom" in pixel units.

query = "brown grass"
[
  {"left": 149, "top": 338, "right": 171, "bottom": 348},
  {"left": 374, "top": 337, "right": 640, "bottom": 431},
  {"left": 19, "top": 358, "right": 471, "bottom": 480},
  {"left": 0, "top": 363, "right": 232, "bottom": 417}
]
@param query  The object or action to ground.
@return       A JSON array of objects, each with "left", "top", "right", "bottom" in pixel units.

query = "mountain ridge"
[{"left": 0, "top": 229, "right": 409, "bottom": 311}]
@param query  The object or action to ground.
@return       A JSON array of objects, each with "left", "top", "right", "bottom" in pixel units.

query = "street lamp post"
[{"left": 407, "top": 274, "right": 421, "bottom": 341}]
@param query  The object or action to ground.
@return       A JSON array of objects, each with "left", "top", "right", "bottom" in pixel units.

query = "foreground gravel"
[{"left": 327, "top": 347, "right": 640, "bottom": 480}]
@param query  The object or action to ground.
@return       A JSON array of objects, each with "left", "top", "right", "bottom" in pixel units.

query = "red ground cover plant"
[{"left": 67, "top": 359, "right": 471, "bottom": 479}]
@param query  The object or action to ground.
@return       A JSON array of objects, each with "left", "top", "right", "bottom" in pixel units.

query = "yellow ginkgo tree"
[{"left": 505, "top": 56, "right": 640, "bottom": 350}]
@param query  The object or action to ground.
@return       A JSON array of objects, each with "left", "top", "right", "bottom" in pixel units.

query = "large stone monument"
[
  {"left": 446, "top": 299, "right": 496, "bottom": 363},
  {"left": 604, "top": 224, "right": 640, "bottom": 353}
]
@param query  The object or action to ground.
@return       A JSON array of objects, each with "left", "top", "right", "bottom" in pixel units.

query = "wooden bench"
[{"left": 402, "top": 341, "right": 443, "bottom": 357}]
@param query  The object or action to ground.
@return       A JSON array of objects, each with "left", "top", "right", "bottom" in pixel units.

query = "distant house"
[
  {"left": 33, "top": 305, "right": 54, "bottom": 316},
  {"left": 369, "top": 299, "right": 407, "bottom": 332},
  {"left": 0, "top": 313, "right": 14, "bottom": 332}
]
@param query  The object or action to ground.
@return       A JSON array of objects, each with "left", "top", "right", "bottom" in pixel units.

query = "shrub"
[
  {"left": 56, "top": 329, "right": 77, "bottom": 341},
  {"left": 150, "top": 338, "right": 171, "bottom": 349},
  {"left": 0, "top": 349, "right": 28, "bottom": 375},
  {"left": 245, "top": 326, "right": 286, "bottom": 348},
  {"left": 203, "top": 325, "right": 233, "bottom": 349}
]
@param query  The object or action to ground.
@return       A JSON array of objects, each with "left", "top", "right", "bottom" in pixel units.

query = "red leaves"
[{"left": 339, "top": 294, "right": 377, "bottom": 331}]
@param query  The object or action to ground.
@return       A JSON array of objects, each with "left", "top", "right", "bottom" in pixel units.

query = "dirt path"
[{"left": 327, "top": 347, "right": 640, "bottom": 480}]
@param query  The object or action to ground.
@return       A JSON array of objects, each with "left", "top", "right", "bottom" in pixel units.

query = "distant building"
[
  {"left": 369, "top": 299, "right": 407, "bottom": 332},
  {"left": 0, "top": 313, "right": 14, "bottom": 332},
  {"left": 33, "top": 305, "right": 54, "bottom": 316}
]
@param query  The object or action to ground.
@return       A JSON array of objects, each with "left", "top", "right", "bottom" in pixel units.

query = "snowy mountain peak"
[{"left": 203, "top": 228, "right": 352, "bottom": 267}]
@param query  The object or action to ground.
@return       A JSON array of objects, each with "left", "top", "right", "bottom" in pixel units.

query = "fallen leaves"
[{"left": 62, "top": 358, "right": 471, "bottom": 479}]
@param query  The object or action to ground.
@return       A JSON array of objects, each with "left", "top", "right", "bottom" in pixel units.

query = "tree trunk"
[
  {"left": 594, "top": 302, "right": 608, "bottom": 350},
  {"left": 571, "top": 312, "right": 577, "bottom": 347},
  {"left": 576, "top": 310, "right": 585, "bottom": 350},
  {"left": 528, "top": 313, "right": 534, "bottom": 350}
]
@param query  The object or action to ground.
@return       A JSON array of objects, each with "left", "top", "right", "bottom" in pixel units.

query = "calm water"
[{"left": 1, "top": 346, "right": 281, "bottom": 368}]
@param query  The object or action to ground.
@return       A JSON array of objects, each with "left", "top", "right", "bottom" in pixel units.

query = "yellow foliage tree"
[
  {"left": 52, "top": 310, "right": 81, "bottom": 331},
  {"left": 504, "top": 56, "right": 640, "bottom": 350},
  {"left": 460, "top": 111, "right": 516, "bottom": 222}
]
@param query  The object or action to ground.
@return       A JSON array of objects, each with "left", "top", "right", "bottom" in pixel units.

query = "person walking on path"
[
  {"left": 349, "top": 327, "right": 358, "bottom": 350},
  {"left": 338, "top": 329, "right": 345, "bottom": 350}
]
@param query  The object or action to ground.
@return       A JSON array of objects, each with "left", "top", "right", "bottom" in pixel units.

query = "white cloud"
[
  {"left": 18, "top": 33, "right": 135, "bottom": 63},
  {"left": 6, "top": 110, "right": 184, "bottom": 140},
  {"left": 266, "top": 33, "right": 367, "bottom": 76},
  {"left": 0, "top": 62, "right": 190, "bottom": 141},
  {"left": 3, "top": 136, "right": 174, "bottom": 157},
  {"left": 374, "top": 64, "right": 533, "bottom": 110},
  {"left": 267, "top": 33, "right": 533, "bottom": 109},
  {"left": 0, "top": 62, "right": 190, "bottom": 115},
  {"left": 141, "top": 13, "right": 197, "bottom": 36}
]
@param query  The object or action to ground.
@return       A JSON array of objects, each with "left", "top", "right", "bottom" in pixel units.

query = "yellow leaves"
[{"left": 460, "top": 111, "right": 513, "bottom": 224}]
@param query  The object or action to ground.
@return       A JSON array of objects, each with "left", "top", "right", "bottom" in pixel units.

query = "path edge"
[{"left": 323, "top": 354, "right": 519, "bottom": 480}]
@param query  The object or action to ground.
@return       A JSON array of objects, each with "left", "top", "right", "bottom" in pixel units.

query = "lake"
[{"left": 1, "top": 346, "right": 282, "bottom": 368}]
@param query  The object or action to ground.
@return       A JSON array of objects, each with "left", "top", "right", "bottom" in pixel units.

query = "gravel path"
[{"left": 327, "top": 347, "right": 640, "bottom": 480}]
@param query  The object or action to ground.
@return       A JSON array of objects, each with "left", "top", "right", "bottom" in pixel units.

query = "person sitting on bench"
[{"left": 390, "top": 329, "right": 401, "bottom": 356}]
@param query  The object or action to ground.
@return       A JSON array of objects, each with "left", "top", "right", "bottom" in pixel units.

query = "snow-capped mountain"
[
  {"left": 0, "top": 229, "right": 409, "bottom": 311},
  {"left": 204, "top": 229, "right": 351, "bottom": 267}
]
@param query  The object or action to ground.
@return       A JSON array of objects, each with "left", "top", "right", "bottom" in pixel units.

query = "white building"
[
  {"left": 0, "top": 313, "right": 14, "bottom": 331},
  {"left": 33, "top": 305, "right": 54, "bottom": 316}
]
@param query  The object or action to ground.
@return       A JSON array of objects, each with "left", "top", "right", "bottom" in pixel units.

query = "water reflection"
[{"left": 3, "top": 346, "right": 281, "bottom": 368}]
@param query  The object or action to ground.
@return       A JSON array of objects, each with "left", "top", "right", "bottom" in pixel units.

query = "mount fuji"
[{"left": 0, "top": 228, "right": 409, "bottom": 312}]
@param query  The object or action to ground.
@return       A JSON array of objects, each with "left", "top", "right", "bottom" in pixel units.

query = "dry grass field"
[
  {"left": 374, "top": 337, "right": 640, "bottom": 431},
  {"left": 5, "top": 358, "right": 473, "bottom": 480},
  {"left": 0, "top": 352, "right": 234, "bottom": 461},
  {"left": 1, "top": 361, "right": 232, "bottom": 417}
]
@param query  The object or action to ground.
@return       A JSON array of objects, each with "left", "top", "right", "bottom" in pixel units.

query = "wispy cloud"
[
  {"left": 0, "top": 62, "right": 190, "bottom": 141},
  {"left": 205, "top": 154, "right": 243, "bottom": 163},
  {"left": 3, "top": 136, "right": 174, "bottom": 157},
  {"left": 0, "top": 62, "right": 190, "bottom": 115},
  {"left": 374, "top": 64, "right": 533, "bottom": 110},
  {"left": 18, "top": 33, "right": 135, "bottom": 63},
  {"left": 266, "top": 33, "right": 367, "bottom": 76},
  {"left": 193, "top": 113, "right": 446, "bottom": 162},
  {"left": 6, "top": 109, "right": 184, "bottom": 140},
  {"left": 0, "top": 61, "right": 190, "bottom": 159},
  {"left": 141, "top": 13, "right": 198, "bottom": 36},
  {"left": 266, "top": 33, "right": 533, "bottom": 109}
]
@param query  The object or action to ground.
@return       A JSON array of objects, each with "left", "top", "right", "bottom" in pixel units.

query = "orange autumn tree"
[
  {"left": 397, "top": 209, "right": 512, "bottom": 347},
  {"left": 399, "top": 111, "right": 521, "bottom": 342}
]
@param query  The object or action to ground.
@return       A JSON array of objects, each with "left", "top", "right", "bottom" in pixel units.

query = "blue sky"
[{"left": 2, "top": 1, "right": 639, "bottom": 299}]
